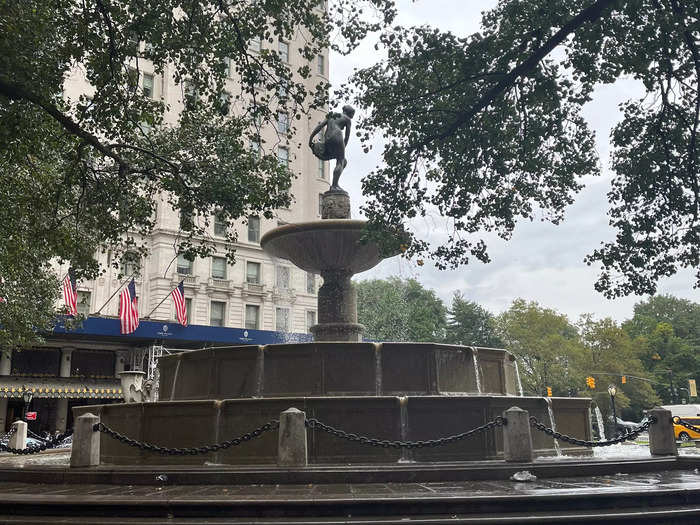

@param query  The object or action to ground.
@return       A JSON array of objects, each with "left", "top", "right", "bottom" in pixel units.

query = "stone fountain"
[{"left": 75, "top": 107, "right": 592, "bottom": 466}]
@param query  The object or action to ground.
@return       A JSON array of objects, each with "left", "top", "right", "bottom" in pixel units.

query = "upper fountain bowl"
[{"left": 261, "top": 219, "right": 393, "bottom": 274}]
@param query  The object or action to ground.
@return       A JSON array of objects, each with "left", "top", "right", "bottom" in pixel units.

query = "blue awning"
[{"left": 49, "top": 316, "right": 312, "bottom": 346}]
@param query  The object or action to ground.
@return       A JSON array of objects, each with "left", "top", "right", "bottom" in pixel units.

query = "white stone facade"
[{"left": 59, "top": 22, "right": 330, "bottom": 334}]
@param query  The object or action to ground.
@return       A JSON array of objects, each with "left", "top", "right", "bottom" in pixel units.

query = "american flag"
[
  {"left": 171, "top": 280, "right": 188, "bottom": 326},
  {"left": 62, "top": 270, "right": 78, "bottom": 316},
  {"left": 119, "top": 278, "right": 140, "bottom": 334}
]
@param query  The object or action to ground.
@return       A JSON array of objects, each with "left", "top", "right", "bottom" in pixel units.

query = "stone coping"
[{"left": 0, "top": 455, "right": 695, "bottom": 485}]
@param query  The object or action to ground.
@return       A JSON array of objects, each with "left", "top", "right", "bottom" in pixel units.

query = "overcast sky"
[{"left": 329, "top": 0, "right": 700, "bottom": 323}]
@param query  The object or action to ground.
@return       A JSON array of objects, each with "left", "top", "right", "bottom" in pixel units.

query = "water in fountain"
[
  {"left": 593, "top": 406, "right": 607, "bottom": 441},
  {"left": 471, "top": 347, "right": 482, "bottom": 393},
  {"left": 545, "top": 397, "right": 562, "bottom": 456},
  {"left": 514, "top": 360, "right": 524, "bottom": 397}
]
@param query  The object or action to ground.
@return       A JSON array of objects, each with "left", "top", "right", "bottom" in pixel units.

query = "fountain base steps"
[{"left": 0, "top": 459, "right": 699, "bottom": 524}]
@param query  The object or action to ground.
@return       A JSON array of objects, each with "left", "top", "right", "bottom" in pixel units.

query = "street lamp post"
[
  {"left": 608, "top": 384, "right": 618, "bottom": 438},
  {"left": 22, "top": 389, "right": 33, "bottom": 422}
]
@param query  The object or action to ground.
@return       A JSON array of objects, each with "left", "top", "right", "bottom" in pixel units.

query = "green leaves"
[
  {"left": 347, "top": 0, "right": 698, "bottom": 295},
  {"left": 0, "top": 0, "right": 395, "bottom": 348},
  {"left": 355, "top": 277, "right": 446, "bottom": 342}
]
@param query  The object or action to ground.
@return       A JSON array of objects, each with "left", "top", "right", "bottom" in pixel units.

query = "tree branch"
[
  {"left": 0, "top": 75, "right": 131, "bottom": 170},
  {"left": 412, "top": 0, "right": 622, "bottom": 151}
]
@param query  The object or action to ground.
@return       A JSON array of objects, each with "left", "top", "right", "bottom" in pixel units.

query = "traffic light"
[
  {"left": 621, "top": 375, "right": 627, "bottom": 384},
  {"left": 546, "top": 386, "right": 552, "bottom": 397},
  {"left": 586, "top": 376, "right": 596, "bottom": 389}
]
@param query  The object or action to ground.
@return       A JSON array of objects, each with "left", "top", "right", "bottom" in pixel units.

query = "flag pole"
[
  {"left": 144, "top": 281, "right": 182, "bottom": 319},
  {"left": 94, "top": 272, "right": 136, "bottom": 315}
]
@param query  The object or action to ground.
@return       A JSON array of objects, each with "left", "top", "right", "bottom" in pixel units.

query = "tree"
[
  {"left": 496, "top": 299, "right": 584, "bottom": 396},
  {"left": 577, "top": 315, "right": 659, "bottom": 421},
  {"left": 345, "top": 0, "right": 699, "bottom": 298},
  {"left": 355, "top": 277, "right": 446, "bottom": 342},
  {"left": 623, "top": 295, "right": 700, "bottom": 402},
  {"left": 0, "top": 0, "right": 395, "bottom": 349},
  {"left": 445, "top": 292, "right": 503, "bottom": 347}
]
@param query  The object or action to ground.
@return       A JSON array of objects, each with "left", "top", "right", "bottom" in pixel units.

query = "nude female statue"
[{"left": 309, "top": 105, "right": 355, "bottom": 190}]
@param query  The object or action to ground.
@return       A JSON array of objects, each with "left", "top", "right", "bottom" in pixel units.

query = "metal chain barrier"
[
  {"left": 0, "top": 427, "right": 15, "bottom": 443},
  {"left": 675, "top": 418, "right": 700, "bottom": 434},
  {"left": 304, "top": 416, "right": 507, "bottom": 449},
  {"left": 529, "top": 415, "right": 656, "bottom": 447},
  {"left": 93, "top": 420, "right": 279, "bottom": 455},
  {"left": 0, "top": 428, "right": 74, "bottom": 455}
]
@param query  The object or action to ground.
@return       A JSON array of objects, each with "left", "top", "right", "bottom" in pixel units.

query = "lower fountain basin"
[{"left": 74, "top": 395, "right": 592, "bottom": 466}]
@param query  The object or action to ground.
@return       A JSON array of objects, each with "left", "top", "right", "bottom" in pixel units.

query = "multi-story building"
[{"left": 0, "top": 19, "right": 329, "bottom": 435}]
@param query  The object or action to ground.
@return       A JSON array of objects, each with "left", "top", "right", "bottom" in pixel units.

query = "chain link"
[
  {"left": 529, "top": 415, "right": 656, "bottom": 447},
  {"left": 93, "top": 420, "right": 279, "bottom": 455},
  {"left": 304, "top": 416, "right": 507, "bottom": 449},
  {"left": 0, "top": 428, "right": 74, "bottom": 455},
  {"left": 675, "top": 418, "right": 700, "bottom": 434}
]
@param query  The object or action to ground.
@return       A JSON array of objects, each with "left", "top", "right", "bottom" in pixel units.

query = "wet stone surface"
[
  {"left": 0, "top": 472, "right": 697, "bottom": 501},
  {"left": 0, "top": 453, "right": 699, "bottom": 501}
]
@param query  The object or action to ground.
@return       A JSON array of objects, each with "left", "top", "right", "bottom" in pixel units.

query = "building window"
[
  {"left": 245, "top": 304, "right": 260, "bottom": 330},
  {"left": 214, "top": 212, "right": 226, "bottom": 236},
  {"left": 120, "top": 251, "right": 140, "bottom": 277},
  {"left": 177, "top": 254, "right": 193, "bottom": 275},
  {"left": 142, "top": 73, "right": 154, "bottom": 98},
  {"left": 184, "top": 80, "right": 198, "bottom": 107},
  {"left": 306, "top": 310, "right": 316, "bottom": 333},
  {"left": 276, "top": 307, "right": 290, "bottom": 332},
  {"left": 277, "top": 112, "right": 289, "bottom": 134},
  {"left": 306, "top": 272, "right": 316, "bottom": 294},
  {"left": 183, "top": 298, "right": 192, "bottom": 324},
  {"left": 211, "top": 256, "right": 227, "bottom": 279},
  {"left": 210, "top": 301, "right": 226, "bottom": 327},
  {"left": 317, "top": 54, "right": 325, "bottom": 75},
  {"left": 278, "top": 41, "right": 289, "bottom": 63},
  {"left": 276, "top": 266, "right": 290, "bottom": 290},
  {"left": 250, "top": 36, "right": 261, "bottom": 53},
  {"left": 318, "top": 194, "right": 323, "bottom": 216},
  {"left": 278, "top": 147, "right": 289, "bottom": 167},
  {"left": 250, "top": 139, "right": 261, "bottom": 157},
  {"left": 246, "top": 261, "right": 261, "bottom": 284},
  {"left": 223, "top": 57, "right": 232, "bottom": 77},
  {"left": 76, "top": 291, "right": 91, "bottom": 317},
  {"left": 277, "top": 78, "right": 288, "bottom": 100},
  {"left": 179, "top": 208, "right": 193, "bottom": 231},
  {"left": 218, "top": 92, "right": 230, "bottom": 116},
  {"left": 318, "top": 159, "right": 326, "bottom": 179},
  {"left": 248, "top": 216, "right": 260, "bottom": 242}
]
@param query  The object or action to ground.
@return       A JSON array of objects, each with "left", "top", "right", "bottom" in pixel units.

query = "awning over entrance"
[
  {"left": 49, "top": 316, "right": 312, "bottom": 346},
  {"left": 0, "top": 377, "right": 122, "bottom": 399}
]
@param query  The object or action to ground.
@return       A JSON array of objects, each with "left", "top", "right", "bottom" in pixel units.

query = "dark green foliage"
[
  {"left": 0, "top": 0, "right": 395, "bottom": 349},
  {"left": 343, "top": 0, "right": 698, "bottom": 297},
  {"left": 445, "top": 292, "right": 503, "bottom": 347},
  {"left": 355, "top": 277, "right": 446, "bottom": 342}
]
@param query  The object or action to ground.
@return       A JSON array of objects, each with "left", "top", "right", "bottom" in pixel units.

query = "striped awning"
[{"left": 0, "top": 379, "right": 123, "bottom": 399}]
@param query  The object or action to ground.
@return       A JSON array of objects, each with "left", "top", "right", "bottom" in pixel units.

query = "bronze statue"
[{"left": 309, "top": 105, "right": 355, "bottom": 190}]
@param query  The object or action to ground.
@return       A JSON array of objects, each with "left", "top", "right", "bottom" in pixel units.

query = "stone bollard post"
[
  {"left": 9, "top": 420, "right": 27, "bottom": 450},
  {"left": 277, "top": 408, "right": 308, "bottom": 467},
  {"left": 648, "top": 407, "right": 677, "bottom": 456},
  {"left": 502, "top": 407, "right": 534, "bottom": 462},
  {"left": 70, "top": 413, "right": 101, "bottom": 467}
]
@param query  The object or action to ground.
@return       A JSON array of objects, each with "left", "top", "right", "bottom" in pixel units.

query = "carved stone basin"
[{"left": 260, "top": 220, "right": 384, "bottom": 274}]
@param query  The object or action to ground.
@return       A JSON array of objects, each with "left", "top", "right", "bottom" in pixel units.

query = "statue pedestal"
[{"left": 321, "top": 189, "right": 351, "bottom": 219}]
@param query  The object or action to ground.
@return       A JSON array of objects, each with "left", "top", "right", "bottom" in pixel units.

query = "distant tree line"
[{"left": 356, "top": 277, "right": 700, "bottom": 420}]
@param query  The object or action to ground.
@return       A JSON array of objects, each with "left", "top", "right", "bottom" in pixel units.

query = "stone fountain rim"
[{"left": 260, "top": 219, "right": 370, "bottom": 246}]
